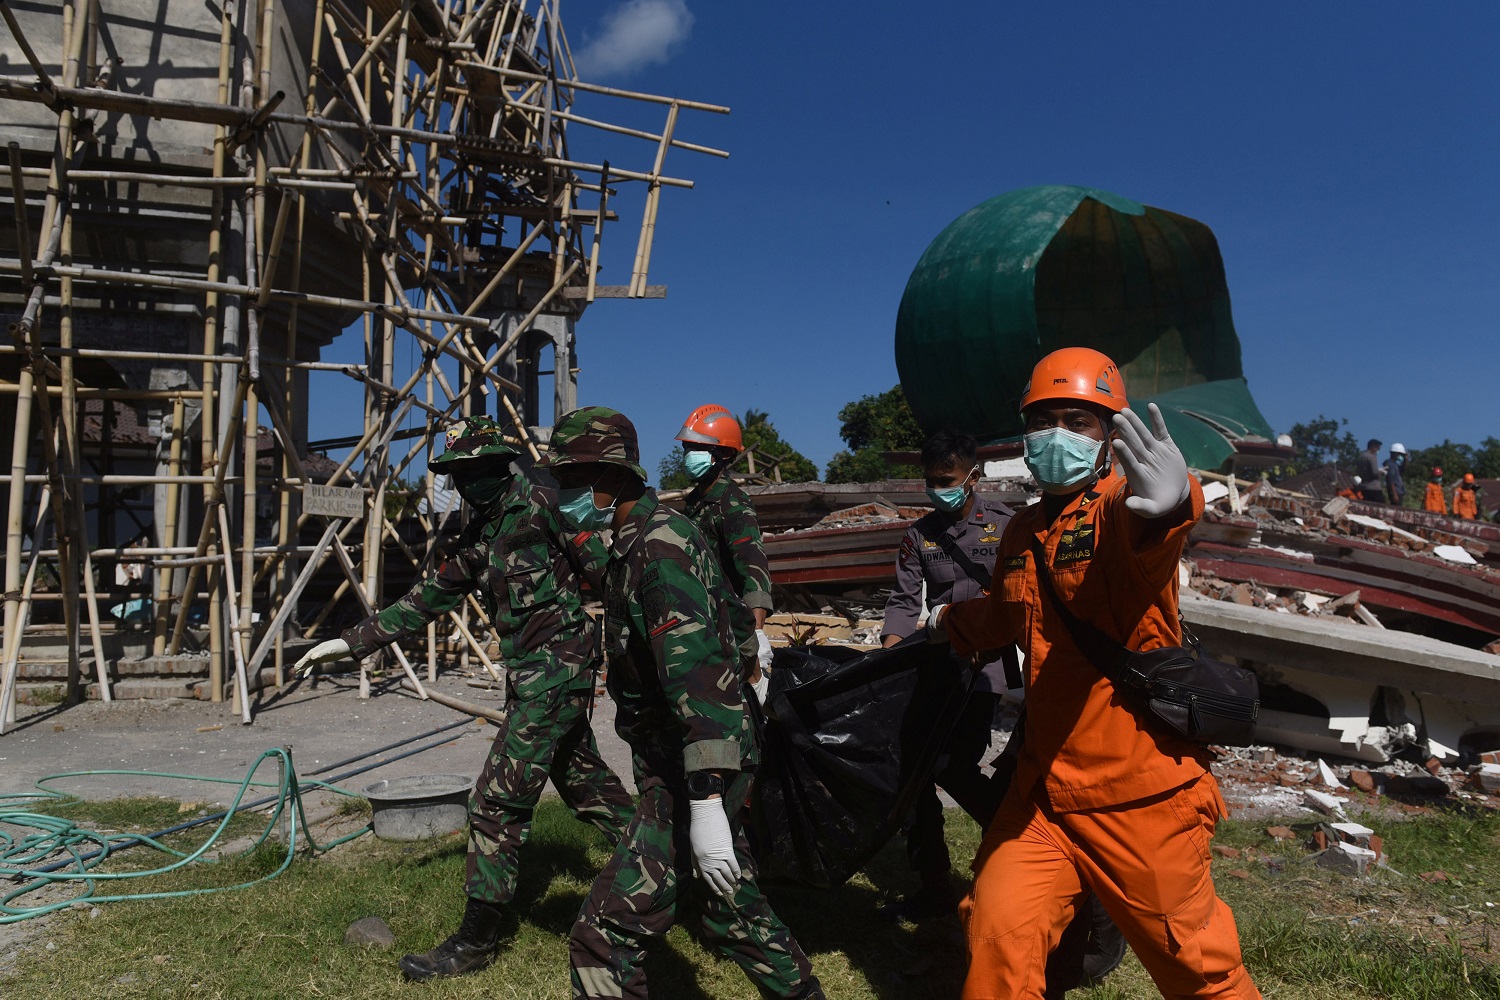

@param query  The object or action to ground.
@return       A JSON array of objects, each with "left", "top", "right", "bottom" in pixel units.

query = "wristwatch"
[{"left": 685, "top": 770, "right": 725, "bottom": 800}]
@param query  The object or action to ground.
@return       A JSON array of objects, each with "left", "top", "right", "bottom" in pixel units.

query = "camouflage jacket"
[
  {"left": 342, "top": 473, "right": 606, "bottom": 700},
  {"left": 682, "top": 476, "right": 774, "bottom": 615},
  {"left": 601, "top": 488, "right": 753, "bottom": 779}
]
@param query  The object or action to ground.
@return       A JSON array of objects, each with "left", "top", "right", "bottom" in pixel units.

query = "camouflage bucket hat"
[
  {"left": 542, "top": 406, "right": 648, "bottom": 482},
  {"left": 430, "top": 415, "right": 519, "bottom": 471}
]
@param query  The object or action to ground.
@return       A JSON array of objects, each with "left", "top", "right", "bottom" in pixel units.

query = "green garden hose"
[{"left": 0, "top": 747, "right": 370, "bottom": 924}]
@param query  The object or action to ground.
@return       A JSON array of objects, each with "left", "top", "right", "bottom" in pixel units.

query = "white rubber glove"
[
  {"left": 750, "top": 672, "right": 770, "bottom": 706},
  {"left": 295, "top": 637, "right": 351, "bottom": 678},
  {"left": 755, "top": 629, "right": 773, "bottom": 673},
  {"left": 1111, "top": 404, "right": 1191, "bottom": 518},
  {"left": 688, "top": 797, "right": 742, "bottom": 897},
  {"left": 926, "top": 604, "right": 948, "bottom": 643}
]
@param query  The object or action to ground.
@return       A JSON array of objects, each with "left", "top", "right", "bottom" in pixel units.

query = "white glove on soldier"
[
  {"left": 750, "top": 672, "right": 770, "bottom": 706},
  {"left": 926, "top": 604, "right": 948, "bottom": 643},
  {"left": 1111, "top": 404, "right": 1191, "bottom": 518},
  {"left": 295, "top": 637, "right": 351, "bottom": 678},
  {"left": 755, "top": 629, "right": 773, "bottom": 672},
  {"left": 689, "top": 797, "right": 742, "bottom": 897}
]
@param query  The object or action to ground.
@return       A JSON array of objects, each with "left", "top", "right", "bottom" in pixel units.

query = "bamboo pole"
[{"left": 0, "top": 482, "right": 48, "bottom": 728}]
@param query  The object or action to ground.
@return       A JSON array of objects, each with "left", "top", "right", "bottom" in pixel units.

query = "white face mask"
[{"left": 1023, "top": 427, "right": 1106, "bottom": 494}]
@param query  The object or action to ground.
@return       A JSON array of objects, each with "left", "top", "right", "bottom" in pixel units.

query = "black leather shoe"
[{"left": 398, "top": 897, "right": 503, "bottom": 982}]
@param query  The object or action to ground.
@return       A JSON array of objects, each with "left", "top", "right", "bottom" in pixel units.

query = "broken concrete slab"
[
  {"left": 1317, "top": 841, "right": 1377, "bottom": 876},
  {"left": 1303, "top": 788, "right": 1347, "bottom": 817}
]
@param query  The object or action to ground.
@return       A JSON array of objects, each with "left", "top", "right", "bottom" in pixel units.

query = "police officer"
[
  {"left": 295, "top": 416, "right": 633, "bottom": 982},
  {"left": 543, "top": 406, "right": 824, "bottom": 1000},
  {"left": 881, "top": 429, "right": 1015, "bottom": 917},
  {"left": 674, "top": 404, "right": 775, "bottom": 699}
]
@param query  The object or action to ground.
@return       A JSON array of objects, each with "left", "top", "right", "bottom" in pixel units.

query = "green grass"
[{"left": 5, "top": 802, "right": 1500, "bottom": 999}]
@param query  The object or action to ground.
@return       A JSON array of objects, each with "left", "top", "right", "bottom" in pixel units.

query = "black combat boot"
[
  {"left": 398, "top": 896, "right": 504, "bottom": 981},
  {"left": 791, "top": 977, "right": 827, "bottom": 999}
]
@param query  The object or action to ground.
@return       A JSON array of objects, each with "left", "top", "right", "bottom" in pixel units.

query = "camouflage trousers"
[
  {"left": 569, "top": 773, "right": 814, "bottom": 999},
  {"left": 466, "top": 682, "right": 634, "bottom": 904}
]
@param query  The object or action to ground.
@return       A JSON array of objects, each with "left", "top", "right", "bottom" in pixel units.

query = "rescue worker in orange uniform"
[
  {"left": 1454, "top": 473, "right": 1481, "bottom": 520},
  {"left": 930, "top": 347, "right": 1261, "bottom": 1000},
  {"left": 1424, "top": 467, "right": 1447, "bottom": 514}
]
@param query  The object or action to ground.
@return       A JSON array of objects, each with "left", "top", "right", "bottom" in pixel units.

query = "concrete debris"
[
  {"left": 1316, "top": 759, "right": 1345, "bottom": 789},
  {"left": 763, "top": 612, "right": 882, "bottom": 648},
  {"left": 1472, "top": 763, "right": 1500, "bottom": 793},
  {"left": 1317, "top": 840, "right": 1377, "bottom": 876},
  {"left": 809, "top": 502, "right": 930, "bottom": 530},
  {"left": 1303, "top": 788, "right": 1347, "bottom": 817},
  {"left": 1434, "top": 544, "right": 1479, "bottom": 565}
]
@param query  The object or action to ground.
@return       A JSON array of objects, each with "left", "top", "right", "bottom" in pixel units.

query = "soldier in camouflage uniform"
[
  {"left": 673, "top": 404, "right": 776, "bottom": 700},
  {"left": 543, "top": 406, "right": 824, "bottom": 1000},
  {"left": 295, "top": 416, "right": 633, "bottom": 982}
]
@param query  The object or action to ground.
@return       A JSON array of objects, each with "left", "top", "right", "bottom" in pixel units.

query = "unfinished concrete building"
[{"left": 0, "top": 0, "right": 726, "bottom": 725}]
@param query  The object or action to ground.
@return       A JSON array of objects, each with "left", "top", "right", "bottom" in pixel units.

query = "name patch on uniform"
[
  {"left": 1003, "top": 556, "right": 1027, "bottom": 570},
  {"left": 1054, "top": 524, "right": 1095, "bottom": 564},
  {"left": 506, "top": 529, "right": 546, "bottom": 549}
]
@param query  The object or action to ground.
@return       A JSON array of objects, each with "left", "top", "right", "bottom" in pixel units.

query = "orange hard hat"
[
  {"left": 675, "top": 404, "right": 743, "bottom": 451},
  {"left": 1020, "top": 347, "right": 1127, "bottom": 414},
  {"left": 1465, "top": 473, "right": 1476, "bottom": 484}
]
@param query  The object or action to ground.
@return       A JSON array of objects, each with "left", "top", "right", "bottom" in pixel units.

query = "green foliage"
[
  {"left": 656, "top": 450, "right": 693, "bottom": 490},
  {"left": 735, "top": 409, "right": 819, "bottom": 483},
  {"left": 825, "top": 386, "right": 926, "bottom": 483},
  {"left": 383, "top": 477, "right": 426, "bottom": 521},
  {"left": 1284, "top": 415, "right": 1360, "bottom": 474}
]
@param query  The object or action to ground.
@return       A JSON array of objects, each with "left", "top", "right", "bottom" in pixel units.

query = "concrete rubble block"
[
  {"left": 1328, "top": 821, "right": 1374, "bottom": 849},
  {"left": 1317, "top": 841, "right": 1377, "bottom": 876},
  {"left": 1317, "top": 759, "right": 1346, "bottom": 789},
  {"left": 1471, "top": 762, "right": 1500, "bottom": 793},
  {"left": 344, "top": 916, "right": 396, "bottom": 949},
  {"left": 1321, "top": 496, "right": 1351, "bottom": 520},
  {"left": 1303, "top": 787, "right": 1347, "bottom": 817}
]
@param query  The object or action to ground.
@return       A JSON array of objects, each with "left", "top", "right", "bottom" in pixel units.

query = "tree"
[
  {"left": 1284, "top": 415, "right": 1360, "bottom": 475},
  {"left": 825, "top": 385, "right": 925, "bottom": 484},
  {"left": 737, "top": 409, "right": 819, "bottom": 482},
  {"left": 658, "top": 410, "right": 819, "bottom": 486}
]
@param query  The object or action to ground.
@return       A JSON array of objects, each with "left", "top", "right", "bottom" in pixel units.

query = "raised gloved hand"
[
  {"left": 1111, "top": 404, "right": 1191, "bottom": 518},
  {"left": 750, "top": 672, "right": 770, "bottom": 706},
  {"left": 925, "top": 604, "right": 948, "bottom": 643},
  {"left": 755, "top": 629, "right": 773, "bottom": 672},
  {"left": 295, "top": 637, "right": 351, "bottom": 678},
  {"left": 689, "top": 797, "right": 742, "bottom": 897}
]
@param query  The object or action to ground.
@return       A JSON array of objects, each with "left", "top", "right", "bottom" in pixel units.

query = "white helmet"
[
  {"left": 1391, "top": 443, "right": 1407, "bottom": 455},
  {"left": 1353, "top": 476, "right": 1362, "bottom": 486}
]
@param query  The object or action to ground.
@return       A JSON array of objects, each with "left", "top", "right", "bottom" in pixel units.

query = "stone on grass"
[{"left": 345, "top": 916, "right": 397, "bottom": 949}]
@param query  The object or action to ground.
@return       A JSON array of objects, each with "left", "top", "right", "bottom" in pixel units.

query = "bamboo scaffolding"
[{"left": 0, "top": 0, "right": 724, "bottom": 722}]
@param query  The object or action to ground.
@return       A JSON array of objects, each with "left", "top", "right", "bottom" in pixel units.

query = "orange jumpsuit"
[
  {"left": 1424, "top": 482, "right": 1447, "bottom": 514},
  {"left": 1453, "top": 485, "right": 1479, "bottom": 520},
  {"left": 946, "top": 470, "right": 1260, "bottom": 1000}
]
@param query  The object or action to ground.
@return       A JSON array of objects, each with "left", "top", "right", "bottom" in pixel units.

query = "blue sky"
[{"left": 318, "top": 1, "right": 1500, "bottom": 482}]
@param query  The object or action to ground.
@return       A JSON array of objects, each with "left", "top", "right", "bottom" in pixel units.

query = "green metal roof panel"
[{"left": 895, "top": 184, "right": 1267, "bottom": 469}]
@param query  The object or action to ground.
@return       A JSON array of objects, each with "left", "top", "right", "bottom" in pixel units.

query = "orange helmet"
[
  {"left": 675, "top": 404, "right": 743, "bottom": 451},
  {"left": 1019, "top": 347, "right": 1127, "bottom": 414},
  {"left": 1465, "top": 473, "right": 1476, "bottom": 484}
]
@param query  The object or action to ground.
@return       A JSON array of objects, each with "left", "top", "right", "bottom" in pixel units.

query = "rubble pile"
[
  {"left": 1205, "top": 480, "right": 1491, "bottom": 563},
  {"left": 806, "top": 502, "right": 928, "bottom": 530}
]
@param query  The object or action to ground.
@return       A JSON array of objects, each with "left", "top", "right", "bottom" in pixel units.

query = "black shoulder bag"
[{"left": 1027, "top": 538, "right": 1259, "bottom": 746}]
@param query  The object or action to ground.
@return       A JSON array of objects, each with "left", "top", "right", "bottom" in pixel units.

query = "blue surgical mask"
[
  {"left": 926, "top": 466, "right": 977, "bottom": 512},
  {"left": 684, "top": 450, "right": 716, "bottom": 481},
  {"left": 557, "top": 486, "right": 616, "bottom": 531},
  {"left": 1024, "top": 427, "right": 1105, "bottom": 494}
]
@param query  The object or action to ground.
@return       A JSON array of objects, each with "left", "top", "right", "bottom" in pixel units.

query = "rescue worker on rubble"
[
  {"left": 674, "top": 404, "right": 776, "bottom": 702},
  {"left": 1336, "top": 477, "right": 1362, "bottom": 501},
  {"left": 294, "top": 416, "right": 633, "bottom": 982},
  {"left": 543, "top": 406, "right": 824, "bottom": 1000},
  {"left": 1356, "top": 439, "right": 1385, "bottom": 503},
  {"left": 930, "top": 347, "right": 1261, "bottom": 1000},
  {"left": 1425, "top": 467, "right": 1448, "bottom": 514},
  {"left": 1454, "top": 473, "right": 1481, "bottom": 520},
  {"left": 1386, "top": 443, "right": 1407, "bottom": 506}
]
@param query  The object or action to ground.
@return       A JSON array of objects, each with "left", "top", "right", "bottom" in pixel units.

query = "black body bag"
[
  {"left": 1029, "top": 539, "right": 1259, "bottom": 746},
  {"left": 747, "top": 637, "right": 973, "bottom": 888}
]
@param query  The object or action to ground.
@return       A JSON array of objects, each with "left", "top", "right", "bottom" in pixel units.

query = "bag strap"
[{"left": 1026, "top": 537, "right": 1140, "bottom": 689}]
